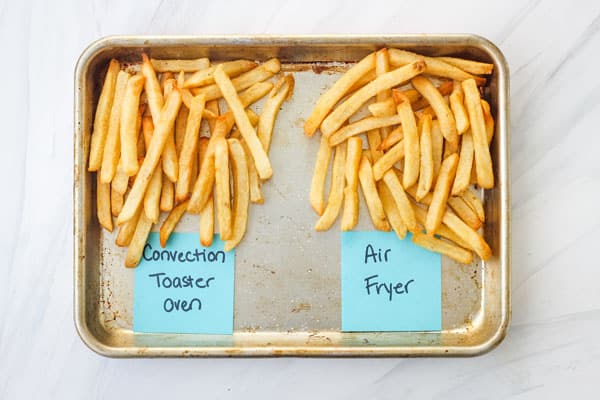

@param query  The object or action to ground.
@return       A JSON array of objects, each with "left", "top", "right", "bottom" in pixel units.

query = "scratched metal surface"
[{"left": 74, "top": 35, "right": 510, "bottom": 356}]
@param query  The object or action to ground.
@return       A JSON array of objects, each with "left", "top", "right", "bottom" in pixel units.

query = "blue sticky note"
[
  {"left": 133, "top": 233, "right": 235, "bottom": 334},
  {"left": 341, "top": 231, "right": 441, "bottom": 332}
]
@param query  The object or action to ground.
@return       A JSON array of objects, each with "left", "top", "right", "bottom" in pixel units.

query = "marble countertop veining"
[{"left": 1, "top": 0, "right": 600, "bottom": 398}]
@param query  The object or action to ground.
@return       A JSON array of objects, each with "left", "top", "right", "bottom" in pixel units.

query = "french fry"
[
  {"left": 205, "top": 99, "right": 220, "bottom": 132},
  {"left": 258, "top": 74, "right": 294, "bottom": 152},
  {"left": 396, "top": 95, "right": 419, "bottom": 188},
  {"left": 175, "top": 94, "right": 206, "bottom": 203},
  {"left": 436, "top": 56, "right": 494, "bottom": 75},
  {"left": 150, "top": 57, "right": 210, "bottom": 73},
  {"left": 112, "top": 160, "right": 130, "bottom": 195},
  {"left": 378, "top": 181, "right": 406, "bottom": 239},
  {"left": 240, "top": 139, "right": 263, "bottom": 204},
  {"left": 89, "top": 59, "right": 120, "bottom": 171},
  {"left": 372, "top": 139, "right": 404, "bottom": 181},
  {"left": 405, "top": 184, "right": 432, "bottom": 205},
  {"left": 125, "top": 211, "right": 153, "bottom": 268},
  {"left": 315, "top": 142, "right": 346, "bottom": 231},
  {"left": 462, "top": 79, "right": 494, "bottom": 188},
  {"left": 408, "top": 81, "right": 454, "bottom": 111},
  {"left": 411, "top": 202, "right": 471, "bottom": 250},
  {"left": 412, "top": 233, "right": 473, "bottom": 264},
  {"left": 481, "top": 99, "right": 494, "bottom": 145},
  {"left": 117, "top": 89, "right": 182, "bottom": 225},
  {"left": 443, "top": 136, "right": 460, "bottom": 159},
  {"left": 141, "top": 117, "right": 162, "bottom": 223},
  {"left": 347, "top": 69, "right": 376, "bottom": 94},
  {"left": 341, "top": 137, "right": 362, "bottom": 231},
  {"left": 378, "top": 125, "right": 403, "bottom": 151},
  {"left": 160, "top": 177, "right": 174, "bottom": 212},
  {"left": 358, "top": 155, "right": 390, "bottom": 231},
  {"left": 97, "top": 173, "right": 113, "bottom": 231},
  {"left": 425, "top": 153, "right": 458, "bottom": 235},
  {"left": 120, "top": 75, "right": 146, "bottom": 176},
  {"left": 310, "top": 134, "right": 333, "bottom": 215},
  {"left": 214, "top": 137, "right": 232, "bottom": 240},
  {"left": 416, "top": 114, "right": 433, "bottom": 200},
  {"left": 174, "top": 104, "right": 189, "bottom": 157},
  {"left": 238, "top": 81, "right": 274, "bottom": 107},
  {"left": 369, "top": 48, "right": 392, "bottom": 160},
  {"left": 304, "top": 52, "right": 376, "bottom": 136},
  {"left": 431, "top": 120, "right": 444, "bottom": 184},
  {"left": 198, "top": 139, "right": 215, "bottom": 246},
  {"left": 224, "top": 139, "right": 250, "bottom": 251},
  {"left": 320, "top": 61, "right": 426, "bottom": 137},
  {"left": 328, "top": 114, "right": 402, "bottom": 145},
  {"left": 449, "top": 81, "right": 469, "bottom": 136},
  {"left": 447, "top": 196, "right": 482, "bottom": 230},
  {"left": 111, "top": 187, "right": 123, "bottom": 217},
  {"left": 192, "top": 58, "right": 281, "bottom": 101},
  {"left": 442, "top": 211, "right": 491, "bottom": 260},
  {"left": 451, "top": 130, "right": 474, "bottom": 195},
  {"left": 141, "top": 53, "right": 164, "bottom": 123},
  {"left": 156, "top": 76, "right": 179, "bottom": 183},
  {"left": 411, "top": 76, "right": 458, "bottom": 144},
  {"left": 214, "top": 64, "right": 272, "bottom": 179},
  {"left": 159, "top": 200, "right": 189, "bottom": 248},
  {"left": 368, "top": 98, "right": 396, "bottom": 117},
  {"left": 116, "top": 206, "right": 142, "bottom": 247},
  {"left": 100, "top": 70, "right": 130, "bottom": 183},
  {"left": 461, "top": 188, "right": 485, "bottom": 222},
  {"left": 381, "top": 169, "right": 417, "bottom": 232},
  {"left": 183, "top": 60, "right": 258, "bottom": 88}
]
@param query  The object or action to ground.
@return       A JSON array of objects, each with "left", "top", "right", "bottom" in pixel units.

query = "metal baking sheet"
[{"left": 74, "top": 35, "right": 510, "bottom": 357}]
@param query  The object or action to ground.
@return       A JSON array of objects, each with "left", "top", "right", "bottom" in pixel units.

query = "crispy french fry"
[
  {"left": 416, "top": 114, "right": 433, "bottom": 200},
  {"left": 214, "top": 64, "right": 272, "bottom": 180},
  {"left": 411, "top": 76, "right": 458, "bottom": 144},
  {"left": 412, "top": 233, "right": 473, "bottom": 264},
  {"left": 214, "top": 137, "right": 232, "bottom": 240},
  {"left": 240, "top": 139, "right": 263, "bottom": 204},
  {"left": 411, "top": 202, "right": 471, "bottom": 250},
  {"left": 461, "top": 188, "right": 485, "bottom": 222},
  {"left": 310, "top": 134, "right": 332, "bottom": 215},
  {"left": 396, "top": 95, "right": 419, "bottom": 188},
  {"left": 378, "top": 125, "right": 403, "bottom": 151},
  {"left": 320, "top": 61, "right": 426, "bottom": 137},
  {"left": 150, "top": 57, "right": 209, "bottom": 73},
  {"left": 258, "top": 75, "right": 294, "bottom": 152},
  {"left": 451, "top": 130, "right": 474, "bottom": 195},
  {"left": 341, "top": 137, "right": 362, "bottom": 231},
  {"left": 175, "top": 94, "right": 206, "bottom": 203},
  {"left": 205, "top": 99, "right": 220, "bottom": 132},
  {"left": 369, "top": 48, "right": 392, "bottom": 159},
  {"left": 408, "top": 81, "right": 454, "bottom": 111},
  {"left": 224, "top": 139, "right": 250, "bottom": 251},
  {"left": 97, "top": 173, "right": 113, "bottom": 231},
  {"left": 157, "top": 77, "right": 179, "bottom": 183},
  {"left": 481, "top": 99, "right": 494, "bottom": 145},
  {"left": 368, "top": 98, "right": 396, "bottom": 117},
  {"left": 120, "top": 75, "right": 145, "bottom": 176},
  {"left": 449, "top": 80, "right": 470, "bottom": 135},
  {"left": 381, "top": 169, "right": 417, "bottom": 232},
  {"left": 141, "top": 54, "right": 164, "bottom": 123},
  {"left": 160, "top": 176, "right": 174, "bottom": 212},
  {"left": 347, "top": 70, "right": 376, "bottom": 94},
  {"left": 406, "top": 184, "right": 431, "bottom": 205},
  {"left": 373, "top": 139, "right": 404, "bottom": 181},
  {"left": 328, "top": 114, "right": 402, "bottom": 145},
  {"left": 174, "top": 105, "right": 189, "bottom": 157},
  {"left": 436, "top": 56, "right": 494, "bottom": 75},
  {"left": 192, "top": 58, "right": 281, "bottom": 101},
  {"left": 378, "top": 181, "right": 406, "bottom": 239},
  {"left": 159, "top": 200, "right": 189, "bottom": 248},
  {"left": 125, "top": 211, "right": 153, "bottom": 268},
  {"left": 447, "top": 196, "right": 481, "bottom": 230},
  {"left": 366, "top": 129, "right": 384, "bottom": 161},
  {"left": 116, "top": 205, "right": 141, "bottom": 247},
  {"left": 100, "top": 70, "right": 130, "bottom": 183},
  {"left": 197, "top": 138, "right": 215, "bottom": 246},
  {"left": 442, "top": 211, "right": 491, "bottom": 260},
  {"left": 462, "top": 79, "right": 494, "bottom": 188},
  {"left": 183, "top": 60, "right": 258, "bottom": 88},
  {"left": 358, "top": 155, "right": 390, "bottom": 231},
  {"left": 111, "top": 187, "right": 123, "bottom": 217},
  {"left": 431, "top": 120, "right": 444, "bottom": 184},
  {"left": 141, "top": 117, "right": 162, "bottom": 223},
  {"left": 117, "top": 90, "right": 182, "bottom": 225},
  {"left": 112, "top": 160, "right": 130, "bottom": 195},
  {"left": 238, "top": 81, "right": 274, "bottom": 107},
  {"left": 425, "top": 153, "right": 458, "bottom": 235},
  {"left": 315, "top": 142, "right": 346, "bottom": 231},
  {"left": 89, "top": 59, "right": 120, "bottom": 171},
  {"left": 304, "top": 52, "right": 376, "bottom": 136}
]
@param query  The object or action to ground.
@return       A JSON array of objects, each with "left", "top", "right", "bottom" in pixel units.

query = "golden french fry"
[
  {"left": 411, "top": 202, "right": 471, "bottom": 250},
  {"left": 451, "top": 130, "right": 474, "bottom": 195},
  {"left": 328, "top": 114, "right": 402, "bottom": 145},
  {"left": 370, "top": 48, "right": 393, "bottom": 159},
  {"left": 116, "top": 205, "right": 141, "bottom": 247},
  {"left": 378, "top": 125, "right": 403, "bottom": 151},
  {"left": 258, "top": 75, "right": 294, "bottom": 152},
  {"left": 461, "top": 188, "right": 485, "bottom": 222},
  {"left": 416, "top": 114, "right": 433, "bottom": 200},
  {"left": 224, "top": 139, "right": 250, "bottom": 251},
  {"left": 141, "top": 53, "right": 164, "bottom": 123},
  {"left": 176, "top": 70, "right": 185, "bottom": 87},
  {"left": 156, "top": 77, "right": 179, "bottom": 183},
  {"left": 117, "top": 90, "right": 182, "bottom": 225},
  {"left": 425, "top": 153, "right": 458, "bottom": 235},
  {"left": 395, "top": 95, "right": 419, "bottom": 188},
  {"left": 358, "top": 155, "right": 390, "bottom": 231},
  {"left": 175, "top": 94, "right": 206, "bottom": 203},
  {"left": 412, "top": 233, "right": 473, "bottom": 264},
  {"left": 405, "top": 184, "right": 431, "bottom": 205},
  {"left": 198, "top": 138, "right": 215, "bottom": 246},
  {"left": 449, "top": 80, "right": 470, "bottom": 135},
  {"left": 368, "top": 98, "right": 396, "bottom": 117},
  {"left": 378, "top": 181, "right": 406, "bottom": 238},
  {"left": 159, "top": 200, "right": 189, "bottom": 248},
  {"left": 125, "top": 211, "right": 153, "bottom": 268},
  {"left": 214, "top": 64, "right": 272, "bottom": 180},
  {"left": 150, "top": 57, "right": 209, "bottom": 73},
  {"left": 192, "top": 58, "right": 281, "bottom": 101},
  {"left": 214, "top": 137, "right": 232, "bottom": 240},
  {"left": 160, "top": 176, "right": 174, "bottom": 212},
  {"left": 462, "top": 79, "right": 494, "bottom": 188},
  {"left": 431, "top": 120, "right": 444, "bottom": 184},
  {"left": 120, "top": 75, "right": 145, "bottom": 176},
  {"left": 238, "top": 81, "right": 274, "bottom": 107},
  {"left": 97, "top": 173, "right": 113, "bottom": 231},
  {"left": 315, "top": 142, "right": 346, "bottom": 231},
  {"left": 320, "top": 61, "right": 426, "bottom": 137},
  {"left": 310, "top": 134, "right": 333, "bottom": 215},
  {"left": 443, "top": 135, "right": 460, "bottom": 159},
  {"left": 341, "top": 137, "right": 362, "bottom": 231},
  {"left": 411, "top": 76, "right": 458, "bottom": 144},
  {"left": 240, "top": 139, "right": 263, "bottom": 204},
  {"left": 100, "top": 70, "right": 130, "bottom": 183},
  {"left": 366, "top": 129, "right": 384, "bottom": 161},
  {"left": 447, "top": 196, "right": 481, "bottom": 231},
  {"left": 144, "top": 166, "right": 162, "bottom": 223},
  {"left": 174, "top": 104, "right": 189, "bottom": 157},
  {"left": 112, "top": 160, "right": 130, "bottom": 195},
  {"left": 111, "top": 187, "right": 123, "bottom": 217},
  {"left": 442, "top": 211, "right": 491, "bottom": 260},
  {"left": 373, "top": 139, "right": 405, "bottom": 181},
  {"left": 481, "top": 99, "right": 494, "bottom": 145},
  {"left": 304, "top": 52, "right": 376, "bottom": 136},
  {"left": 382, "top": 169, "right": 417, "bottom": 232},
  {"left": 205, "top": 99, "right": 220, "bottom": 132},
  {"left": 183, "top": 60, "right": 258, "bottom": 88},
  {"left": 89, "top": 59, "right": 120, "bottom": 171},
  {"left": 436, "top": 56, "right": 494, "bottom": 75},
  {"left": 347, "top": 70, "right": 376, "bottom": 94}
]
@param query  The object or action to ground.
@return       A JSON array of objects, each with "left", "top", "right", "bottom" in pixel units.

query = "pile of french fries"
[
  {"left": 306, "top": 48, "right": 495, "bottom": 264},
  {"left": 88, "top": 54, "right": 293, "bottom": 267}
]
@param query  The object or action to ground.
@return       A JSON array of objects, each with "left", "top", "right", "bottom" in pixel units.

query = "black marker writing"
[
  {"left": 364, "top": 244, "right": 391, "bottom": 264},
  {"left": 364, "top": 274, "right": 415, "bottom": 301}
]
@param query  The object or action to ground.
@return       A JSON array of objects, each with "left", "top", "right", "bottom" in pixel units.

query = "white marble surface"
[{"left": 2, "top": 0, "right": 600, "bottom": 398}]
